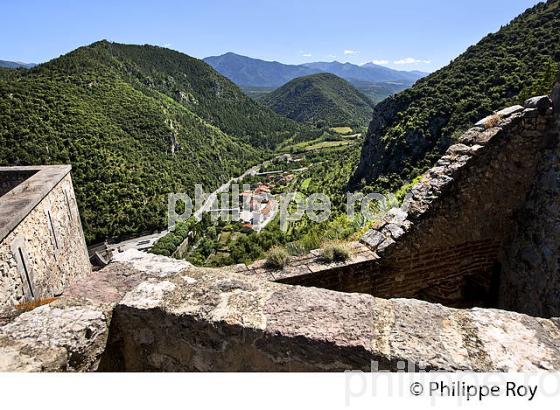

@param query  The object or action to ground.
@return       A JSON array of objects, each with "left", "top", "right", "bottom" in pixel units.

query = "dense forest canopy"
[
  {"left": 353, "top": 0, "right": 560, "bottom": 190},
  {"left": 261, "top": 73, "right": 374, "bottom": 127},
  {"left": 0, "top": 41, "right": 304, "bottom": 243}
]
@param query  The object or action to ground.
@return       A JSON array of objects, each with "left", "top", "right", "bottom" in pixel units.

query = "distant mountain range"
[
  {"left": 261, "top": 73, "right": 374, "bottom": 127},
  {"left": 203, "top": 52, "right": 428, "bottom": 102},
  {"left": 302, "top": 61, "right": 426, "bottom": 84},
  {"left": 0, "top": 60, "right": 36, "bottom": 69},
  {"left": 203, "top": 53, "right": 317, "bottom": 88}
]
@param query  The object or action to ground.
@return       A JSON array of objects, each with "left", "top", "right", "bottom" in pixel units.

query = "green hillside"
[
  {"left": 261, "top": 73, "right": 374, "bottom": 127},
  {"left": 41, "top": 41, "right": 300, "bottom": 148},
  {"left": 0, "top": 41, "right": 299, "bottom": 243},
  {"left": 353, "top": 0, "right": 560, "bottom": 189}
]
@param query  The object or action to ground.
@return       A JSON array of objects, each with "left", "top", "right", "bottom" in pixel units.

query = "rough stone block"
[
  {"left": 101, "top": 261, "right": 560, "bottom": 371},
  {"left": 524, "top": 95, "right": 552, "bottom": 113},
  {"left": 496, "top": 105, "right": 524, "bottom": 117},
  {"left": 0, "top": 298, "right": 111, "bottom": 371}
]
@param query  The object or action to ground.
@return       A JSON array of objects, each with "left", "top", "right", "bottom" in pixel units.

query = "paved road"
[
  {"left": 106, "top": 232, "right": 163, "bottom": 254},
  {"left": 106, "top": 155, "right": 282, "bottom": 253}
]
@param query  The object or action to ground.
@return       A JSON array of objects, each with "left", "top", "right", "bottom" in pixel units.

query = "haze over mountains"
[
  {"left": 203, "top": 52, "right": 317, "bottom": 88},
  {"left": 203, "top": 52, "right": 428, "bottom": 102},
  {"left": 0, "top": 60, "right": 36, "bottom": 69},
  {"left": 302, "top": 61, "right": 426, "bottom": 84}
]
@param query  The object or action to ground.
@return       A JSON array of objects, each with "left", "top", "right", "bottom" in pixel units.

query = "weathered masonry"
[
  {"left": 0, "top": 166, "right": 90, "bottom": 308},
  {"left": 359, "top": 95, "right": 560, "bottom": 313},
  {"left": 1, "top": 88, "right": 560, "bottom": 372},
  {"left": 239, "top": 90, "right": 560, "bottom": 317}
]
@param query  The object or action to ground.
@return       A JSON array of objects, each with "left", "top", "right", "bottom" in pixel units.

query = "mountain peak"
[{"left": 204, "top": 53, "right": 320, "bottom": 88}]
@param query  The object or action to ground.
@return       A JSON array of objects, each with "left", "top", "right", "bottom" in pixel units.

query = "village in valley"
[{"left": 93, "top": 127, "right": 363, "bottom": 267}]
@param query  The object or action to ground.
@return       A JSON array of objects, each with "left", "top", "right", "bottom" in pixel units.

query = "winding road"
[{"left": 106, "top": 156, "right": 281, "bottom": 253}]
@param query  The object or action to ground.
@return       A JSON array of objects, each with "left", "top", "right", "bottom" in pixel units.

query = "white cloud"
[
  {"left": 343, "top": 49, "right": 358, "bottom": 55},
  {"left": 328, "top": 54, "right": 337, "bottom": 58},
  {"left": 302, "top": 53, "right": 312, "bottom": 57},
  {"left": 394, "top": 57, "right": 431, "bottom": 65},
  {"left": 372, "top": 59, "right": 389, "bottom": 65},
  {"left": 162, "top": 43, "right": 172, "bottom": 48}
]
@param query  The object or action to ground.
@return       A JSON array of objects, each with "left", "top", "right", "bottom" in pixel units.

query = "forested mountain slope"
[
  {"left": 261, "top": 73, "right": 374, "bottom": 127},
  {"left": 0, "top": 41, "right": 298, "bottom": 242},
  {"left": 47, "top": 41, "right": 300, "bottom": 148},
  {"left": 352, "top": 0, "right": 560, "bottom": 190}
]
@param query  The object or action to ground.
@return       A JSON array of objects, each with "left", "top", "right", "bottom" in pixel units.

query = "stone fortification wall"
[
  {"left": 360, "top": 96, "right": 556, "bottom": 307},
  {"left": 499, "top": 81, "right": 560, "bottom": 316},
  {"left": 242, "top": 94, "right": 559, "bottom": 313},
  {"left": 2, "top": 251, "right": 559, "bottom": 372},
  {"left": 0, "top": 166, "right": 91, "bottom": 308}
]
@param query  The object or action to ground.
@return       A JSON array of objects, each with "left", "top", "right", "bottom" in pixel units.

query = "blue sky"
[{"left": 1, "top": 0, "right": 543, "bottom": 71}]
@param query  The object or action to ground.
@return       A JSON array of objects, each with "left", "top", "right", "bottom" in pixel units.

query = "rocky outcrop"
[{"left": 351, "top": 95, "right": 407, "bottom": 185}]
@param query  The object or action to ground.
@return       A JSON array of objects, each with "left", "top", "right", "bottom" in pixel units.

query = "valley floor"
[{"left": 106, "top": 127, "right": 367, "bottom": 268}]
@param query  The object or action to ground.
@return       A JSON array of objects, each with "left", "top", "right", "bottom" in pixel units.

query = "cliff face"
[{"left": 353, "top": 95, "right": 450, "bottom": 185}]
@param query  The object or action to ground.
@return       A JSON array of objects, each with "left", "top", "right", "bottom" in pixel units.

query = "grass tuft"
[
  {"left": 321, "top": 241, "right": 351, "bottom": 263},
  {"left": 485, "top": 114, "right": 502, "bottom": 129},
  {"left": 265, "top": 246, "right": 289, "bottom": 269}
]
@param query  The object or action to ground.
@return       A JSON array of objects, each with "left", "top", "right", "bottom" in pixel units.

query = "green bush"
[
  {"left": 150, "top": 217, "right": 197, "bottom": 256},
  {"left": 265, "top": 246, "right": 289, "bottom": 269}
]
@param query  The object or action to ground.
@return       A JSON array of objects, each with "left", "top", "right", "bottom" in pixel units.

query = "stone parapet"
[
  {"left": 0, "top": 166, "right": 91, "bottom": 308},
  {"left": 357, "top": 96, "right": 558, "bottom": 308},
  {"left": 110, "top": 268, "right": 560, "bottom": 371},
  {"left": 2, "top": 251, "right": 560, "bottom": 372}
]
